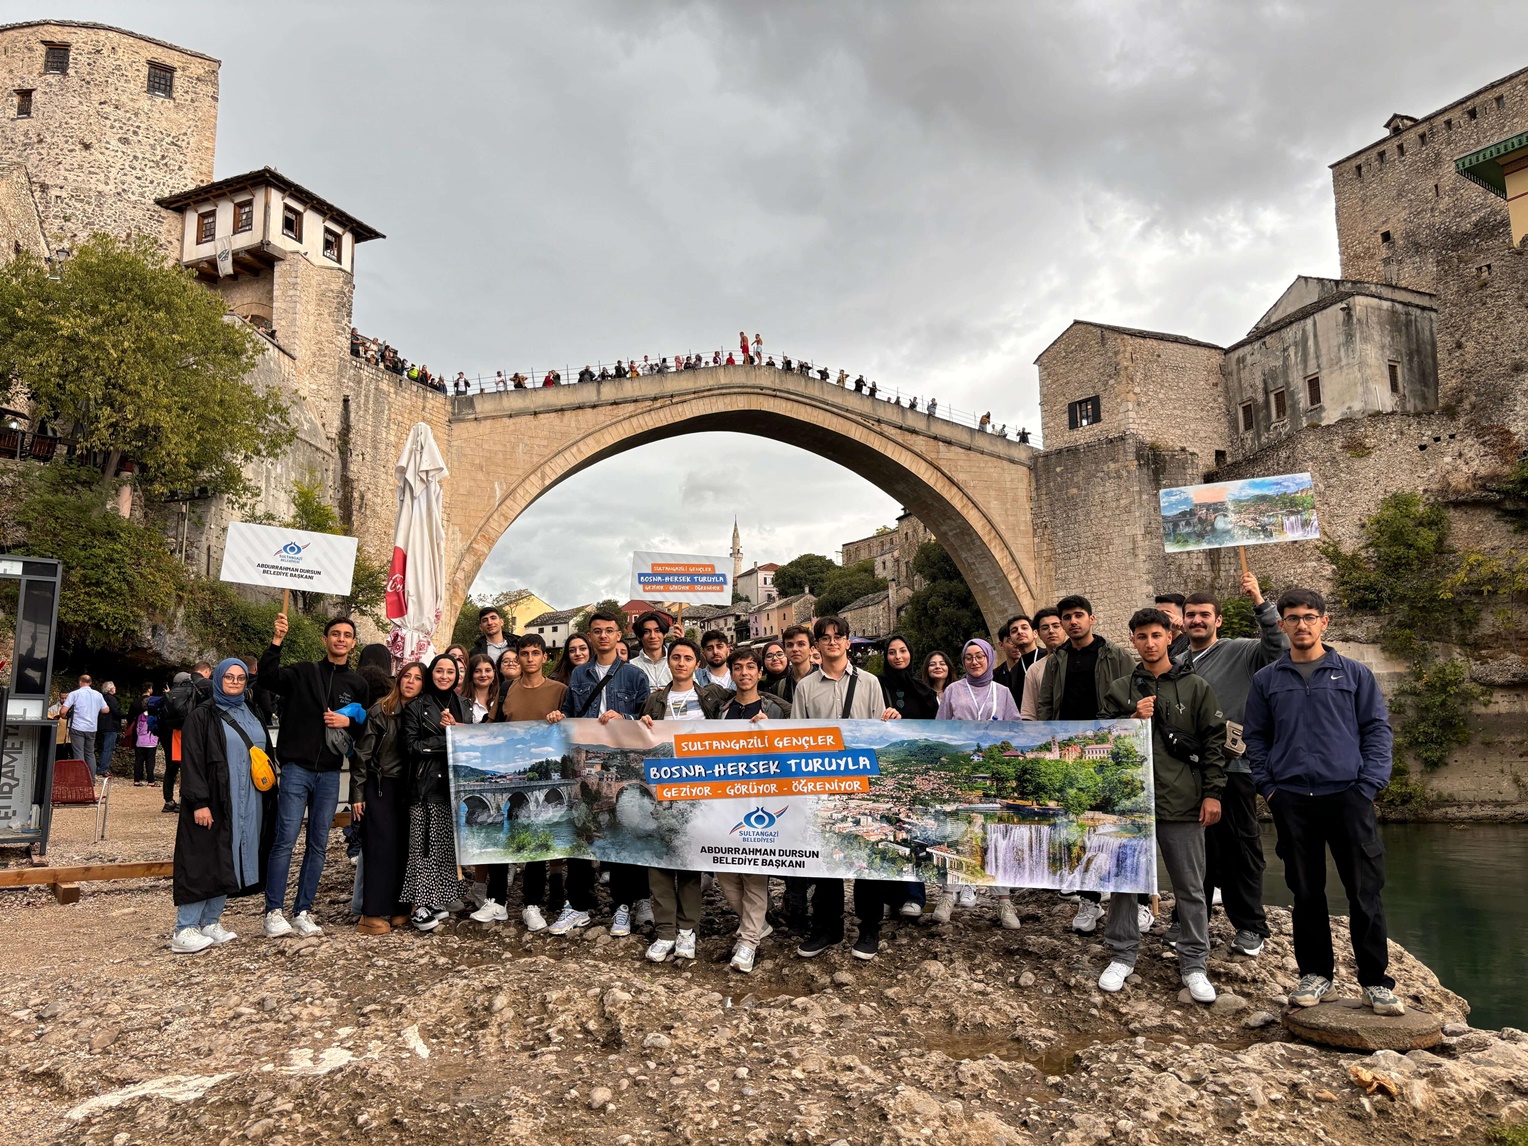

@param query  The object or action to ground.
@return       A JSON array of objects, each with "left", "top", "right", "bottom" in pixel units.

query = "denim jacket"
[{"left": 559, "top": 661, "right": 653, "bottom": 719}]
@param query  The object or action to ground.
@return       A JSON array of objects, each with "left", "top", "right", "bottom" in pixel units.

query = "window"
[
  {"left": 1397, "top": 142, "right": 1405, "bottom": 158},
  {"left": 1271, "top": 388, "right": 1287, "bottom": 421},
  {"left": 1496, "top": 95, "right": 1506, "bottom": 111},
  {"left": 146, "top": 63, "right": 174, "bottom": 98},
  {"left": 43, "top": 44, "right": 69, "bottom": 74},
  {"left": 322, "top": 228, "right": 342, "bottom": 262},
  {"left": 14, "top": 89, "right": 32, "bottom": 118},
  {"left": 196, "top": 210, "right": 216, "bottom": 244},
  {"left": 1067, "top": 395, "right": 1101, "bottom": 430},
  {"left": 1467, "top": 106, "right": 1477, "bottom": 121},
  {"left": 1434, "top": 183, "right": 1440, "bottom": 198},
  {"left": 1306, "top": 374, "right": 1322, "bottom": 407},
  {"left": 1355, "top": 163, "right": 1363, "bottom": 179},
  {"left": 1380, "top": 230, "right": 1392, "bottom": 245},
  {"left": 281, "top": 204, "right": 303, "bottom": 241},
  {"left": 1419, "top": 130, "right": 1427, "bottom": 145},
  {"left": 1445, "top": 118, "right": 1453, "bottom": 132},
  {"left": 1378, "top": 149, "right": 1387, "bottom": 165},
  {"left": 1214, "top": 450, "right": 1227, "bottom": 468},
  {"left": 1388, "top": 361, "right": 1401, "bottom": 394},
  {"left": 233, "top": 199, "right": 254, "bottom": 233},
  {"left": 1240, "top": 401, "right": 1256, "bottom": 433}
]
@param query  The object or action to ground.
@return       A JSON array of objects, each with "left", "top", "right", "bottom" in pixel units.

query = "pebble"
[
  {"left": 1018, "top": 971, "right": 1036, "bottom": 988},
  {"left": 1210, "top": 993, "right": 1248, "bottom": 1015},
  {"left": 89, "top": 1028, "right": 120, "bottom": 1053},
  {"left": 588, "top": 1086, "right": 613, "bottom": 1109},
  {"left": 1243, "top": 1011, "right": 1278, "bottom": 1029},
  {"left": 831, "top": 972, "right": 854, "bottom": 987},
  {"left": 643, "top": 1033, "right": 671, "bottom": 1050}
]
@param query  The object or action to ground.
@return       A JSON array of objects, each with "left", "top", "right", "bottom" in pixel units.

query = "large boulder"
[{"left": 1282, "top": 995, "right": 1443, "bottom": 1051}]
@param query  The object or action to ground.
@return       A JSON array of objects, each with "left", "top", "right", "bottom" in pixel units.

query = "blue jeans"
[
  {"left": 97, "top": 728, "right": 118, "bottom": 776},
  {"left": 264, "top": 764, "right": 341, "bottom": 917},
  {"left": 176, "top": 895, "right": 226, "bottom": 932}
]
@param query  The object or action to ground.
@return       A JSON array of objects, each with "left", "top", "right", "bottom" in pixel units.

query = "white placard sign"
[
  {"left": 220, "top": 521, "right": 358, "bottom": 595},
  {"left": 629, "top": 551, "right": 731, "bottom": 605}
]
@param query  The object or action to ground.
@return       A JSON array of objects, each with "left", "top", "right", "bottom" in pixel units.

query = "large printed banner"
[
  {"left": 1158, "top": 472, "right": 1318, "bottom": 553},
  {"left": 629, "top": 551, "right": 731, "bottom": 604},
  {"left": 448, "top": 718, "right": 1158, "bottom": 894}
]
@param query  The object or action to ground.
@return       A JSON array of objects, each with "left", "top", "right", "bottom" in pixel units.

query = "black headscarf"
[
  {"left": 761, "top": 641, "right": 789, "bottom": 692},
  {"left": 880, "top": 635, "right": 938, "bottom": 720},
  {"left": 425, "top": 654, "right": 460, "bottom": 705}
]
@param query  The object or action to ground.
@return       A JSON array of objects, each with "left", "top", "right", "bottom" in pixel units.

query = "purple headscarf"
[{"left": 961, "top": 639, "right": 996, "bottom": 687}]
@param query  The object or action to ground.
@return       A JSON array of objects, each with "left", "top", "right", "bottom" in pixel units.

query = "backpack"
[
  {"left": 161, "top": 678, "right": 211, "bottom": 732},
  {"left": 144, "top": 695, "right": 163, "bottom": 736}
]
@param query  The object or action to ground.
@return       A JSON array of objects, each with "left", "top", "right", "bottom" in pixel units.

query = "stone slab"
[{"left": 1281, "top": 995, "right": 1443, "bottom": 1051}]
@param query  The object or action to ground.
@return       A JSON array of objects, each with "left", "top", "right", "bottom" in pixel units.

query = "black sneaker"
[
  {"left": 162, "top": 801, "right": 179, "bottom": 814},
  {"left": 852, "top": 932, "right": 880, "bottom": 961},
  {"left": 796, "top": 933, "right": 841, "bottom": 958},
  {"left": 411, "top": 906, "right": 441, "bottom": 932}
]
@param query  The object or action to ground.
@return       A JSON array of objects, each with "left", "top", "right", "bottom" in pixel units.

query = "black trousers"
[
  {"left": 804, "top": 877, "right": 846, "bottom": 940},
  {"left": 1269, "top": 787, "right": 1392, "bottom": 988},
  {"left": 605, "top": 861, "right": 648, "bottom": 910},
  {"left": 522, "top": 861, "right": 565, "bottom": 911},
  {"left": 781, "top": 876, "right": 811, "bottom": 929},
  {"left": 360, "top": 775, "right": 409, "bottom": 918},
  {"left": 1206, "top": 771, "right": 1269, "bottom": 937},
  {"left": 566, "top": 858, "right": 597, "bottom": 912},
  {"left": 134, "top": 745, "right": 158, "bottom": 783},
  {"left": 485, "top": 864, "right": 511, "bottom": 902},
  {"left": 854, "top": 879, "right": 908, "bottom": 938},
  {"left": 162, "top": 753, "right": 180, "bottom": 803}
]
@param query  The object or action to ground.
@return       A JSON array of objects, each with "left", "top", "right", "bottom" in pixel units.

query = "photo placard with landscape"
[
  {"left": 1158, "top": 472, "right": 1318, "bottom": 552},
  {"left": 448, "top": 719, "right": 1157, "bottom": 893}
]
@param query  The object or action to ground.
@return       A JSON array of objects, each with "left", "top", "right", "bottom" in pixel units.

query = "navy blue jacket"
[
  {"left": 1243, "top": 648, "right": 1393, "bottom": 801},
  {"left": 559, "top": 660, "right": 652, "bottom": 719}
]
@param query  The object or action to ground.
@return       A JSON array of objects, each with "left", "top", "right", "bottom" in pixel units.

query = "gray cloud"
[{"left": 46, "top": 0, "right": 1528, "bottom": 605}]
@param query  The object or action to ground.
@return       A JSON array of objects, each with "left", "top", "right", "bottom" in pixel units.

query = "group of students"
[{"left": 167, "top": 581, "right": 1406, "bottom": 1019}]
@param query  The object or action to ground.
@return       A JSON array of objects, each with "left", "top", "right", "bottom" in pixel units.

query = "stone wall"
[
  {"left": 1331, "top": 66, "right": 1528, "bottom": 293},
  {"left": 1032, "top": 434, "right": 1218, "bottom": 643},
  {"left": 0, "top": 160, "right": 45, "bottom": 258},
  {"left": 0, "top": 21, "right": 218, "bottom": 252}
]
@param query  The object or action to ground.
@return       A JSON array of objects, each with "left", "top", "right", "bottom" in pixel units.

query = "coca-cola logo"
[{"left": 386, "top": 573, "right": 405, "bottom": 594}]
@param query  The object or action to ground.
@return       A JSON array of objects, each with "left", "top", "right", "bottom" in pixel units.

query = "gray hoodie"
[{"left": 1174, "top": 599, "right": 1285, "bottom": 773}]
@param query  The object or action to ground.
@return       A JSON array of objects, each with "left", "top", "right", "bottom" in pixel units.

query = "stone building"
[
  {"left": 734, "top": 562, "right": 779, "bottom": 606},
  {"left": 841, "top": 590, "right": 892, "bottom": 642},
  {"left": 749, "top": 592, "right": 816, "bottom": 642},
  {"left": 840, "top": 511, "right": 931, "bottom": 625}
]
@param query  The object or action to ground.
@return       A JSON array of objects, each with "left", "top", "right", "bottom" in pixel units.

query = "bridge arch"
[{"left": 439, "top": 368, "right": 1039, "bottom": 640}]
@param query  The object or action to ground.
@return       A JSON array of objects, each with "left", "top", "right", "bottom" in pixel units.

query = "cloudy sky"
[{"left": 46, "top": 1, "right": 1528, "bottom": 606}]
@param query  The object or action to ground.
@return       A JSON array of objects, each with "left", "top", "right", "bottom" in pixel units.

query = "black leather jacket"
[{"left": 402, "top": 692, "right": 465, "bottom": 806}]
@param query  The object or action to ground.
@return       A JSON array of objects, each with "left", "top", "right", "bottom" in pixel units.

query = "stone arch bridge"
[
  {"left": 457, "top": 773, "right": 650, "bottom": 825},
  {"left": 354, "top": 365, "right": 1040, "bottom": 645}
]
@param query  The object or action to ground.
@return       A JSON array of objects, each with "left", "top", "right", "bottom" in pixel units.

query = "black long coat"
[
  {"left": 402, "top": 692, "right": 465, "bottom": 807},
  {"left": 172, "top": 702, "right": 276, "bottom": 905}
]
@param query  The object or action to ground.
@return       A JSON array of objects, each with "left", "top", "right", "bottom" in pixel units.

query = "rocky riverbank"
[{"left": 2, "top": 789, "right": 1526, "bottom": 1145}]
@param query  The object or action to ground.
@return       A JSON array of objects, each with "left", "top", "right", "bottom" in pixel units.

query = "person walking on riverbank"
[{"left": 1243, "top": 588, "right": 1405, "bottom": 1017}]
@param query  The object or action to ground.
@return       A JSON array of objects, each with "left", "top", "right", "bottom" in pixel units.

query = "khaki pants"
[
  {"left": 648, "top": 868, "right": 702, "bottom": 940},
  {"left": 716, "top": 873, "right": 769, "bottom": 945}
]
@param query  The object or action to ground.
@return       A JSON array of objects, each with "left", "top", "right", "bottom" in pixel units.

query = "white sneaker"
[
  {"left": 170, "top": 927, "right": 215, "bottom": 954},
  {"left": 730, "top": 942, "right": 756, "bottom": 974},
  {"left": 998, "top": 901, "right": 1021, "bottom": 931},
  {"left": 292, "top": 911, "right": 323, "bottom": 938},
  {"left": 646, "top": 937, "right": 676, "bottom": 963},
  {"left": 931, "top": 893, "right": 955, "bottom": 923},
  {"left": 199, "top": 921, "right": 238, "bottom": 944},
  {"left": 610, "top": 905, "right": 632, "bottom": 937},
  {"left": 898, "top": 900, "right": 923, "bottom": 918},
  {"left": 675, "top": 929, "right": 697, "bottom": 959},
  {"left": 957, "top": 885, "right": 977, "bottom": 908},
  {"left": 632, "top": 898, "right": 655, "bottom": 927},
  {"left": 470, "top": 898, "right": 508, "bottom": 924},
  {"left": 1098, "top": 960, "right": 1132, "bottom": 993},
  {"left": 1072, "top": 900, "right": 1104, "bottom": 934},
  {"left": 1137, "top": 904, "right": 1155, "bottom": 934},
  {"left": 1183, "top": 971, "right": 1217, "bottom": 1004},
  {"left": 263, "top": 910, "right": 293, "bottom": 939},
  {"left": 1211, "top": 888, "right": 1223, "bottom": 907},
  {"left": 547, "top": 907, "right": 590, "bottom": 936},
  {"left": 521, "top": 905, "right": 547, "bottom": 932}
]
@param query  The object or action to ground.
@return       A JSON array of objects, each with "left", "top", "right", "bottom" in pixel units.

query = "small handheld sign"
[{"left": 219, "top": 522, "right": 358, "bottom": 615}]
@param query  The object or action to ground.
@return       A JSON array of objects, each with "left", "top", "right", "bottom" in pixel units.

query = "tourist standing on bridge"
[
  {"left": 1244, "top": 588, "right": 1404, "bottom": 1017},
  {"left": 640, "top": 638, "right": 731, "bottom": 964},
  {"left": 1173, "top": 572, "right": 1284, "bottom": 959},
  {"left": 353, "top": 661, "right": 424, "bottom": 935},
  {"left": 547, "top": 610, "right": 654, "bottom": 938},
  {"left": 170, "top": 658, "right": 269, "bottom": 954},
  {"left": 490, "top": 636, "right": 568, "bottom": 930},
  {"left": 401, "top": 655, "right": 467, "bottom": 932},
  {"left": 260, "top": 614, "right": 367, "bottom": 939},
  {"left": 1095, "top": 608, "right": 1225, "bottom": 1005},
  {"left": 790, "top": 615, "right": 900, "bottom": 961},
  {"left": 739, "top": 331, "right": 750, "bottom": 363},
  {"left": 631, "top": 610, "right": 673, "bottom": 690}
]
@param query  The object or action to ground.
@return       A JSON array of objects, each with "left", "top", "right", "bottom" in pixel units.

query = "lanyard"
[{"left": 962, "top": 679, "right": 998, "bottom": 721}]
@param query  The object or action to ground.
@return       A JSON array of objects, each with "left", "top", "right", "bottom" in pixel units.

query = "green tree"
[
  {"left": 578, "top": 599, "right": 626, "bottom": 633},
  {"left": 773, "top": 553, "right": 838, "bottom": 598},
  {"left": 451, "top": 597, "right": 484, "bottom": 648},
  {"left": 898, "top": 541, "right": 985, "bottom": 663},
  {"left": 0, "top": 234, "right": 293, "bottom": 499},
  {"left": 814, "top": 558, "right": 886, "bottom": 617},
  {"left": 283, "top": 479, "right": 388, "bottom": 625}
]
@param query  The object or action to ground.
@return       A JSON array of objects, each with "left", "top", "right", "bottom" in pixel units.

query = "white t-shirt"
[
  {"left": 484, "top": 640, "right": 510, "bottom": 665},
  {"left": 665, "top": 688, "right": 706, "bottom": 721},
  {"left": 591, "top": 662, "right": 613, "bottom": 716},
  {"left": 699, "top": 666, "right": 733, "bottom": 692},
  {"left": 63, "top": 687, "right": 109, "bottom": 732},
  {"left": 633, "top": 651, "right": 672, "bottom": 689}
]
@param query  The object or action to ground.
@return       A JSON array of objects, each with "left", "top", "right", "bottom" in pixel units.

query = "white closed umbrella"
[{"left": 385, "top": 422, "right": 449, "bottom": 672}]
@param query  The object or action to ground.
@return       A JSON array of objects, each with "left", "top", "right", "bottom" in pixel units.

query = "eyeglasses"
[
  {"left": 224, "top": 673, "right": 247, "bottom": 683},
  {"left": 1280, "top": 614, "right": 1324, "bottom": 629},
  {"left": 817, "top": 634, "right": 846, "bottom": 643}
]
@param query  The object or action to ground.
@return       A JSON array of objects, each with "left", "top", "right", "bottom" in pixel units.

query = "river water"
[{"left": 1251, "top": 822, "right": 1526, "bottom": 1031}]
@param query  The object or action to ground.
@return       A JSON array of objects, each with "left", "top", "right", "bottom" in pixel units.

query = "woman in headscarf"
[
  {"left": 170, "top": 658, "right": 268, "bottom": 953},
  {"left": 759, "top": 641, "right": 790, "bottom": 699},
  {"left": 353, "top": 661, "right": 425, "bottom": 935},
  {"left": 879, "top": 635, "right": 940, "bottom": 920},
  {"left": 401, "top": 655, "right": 468, "bottom": 932},
  {"left": 932, "top": 637, "right": 1022, "bottom": 930}
]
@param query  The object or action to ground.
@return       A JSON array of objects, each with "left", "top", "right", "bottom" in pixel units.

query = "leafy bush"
[
  {"left": 1392, "top": 656, "right": 1488, "bottom": 772},
  {"left": 183, "top": 578, "right": 325, "bottom": 663},
  {"left": 898, "top": 542, "right": 986, "bottom": 665}
]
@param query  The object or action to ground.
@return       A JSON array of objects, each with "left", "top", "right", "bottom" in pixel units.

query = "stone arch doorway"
[{"left": 437, "top": 369, "right": 1039, "bottom": 641}]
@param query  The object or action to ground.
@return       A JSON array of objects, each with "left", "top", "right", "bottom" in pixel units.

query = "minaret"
[{"left": 731, "top": 518, "right": 744, "bottom": 582}]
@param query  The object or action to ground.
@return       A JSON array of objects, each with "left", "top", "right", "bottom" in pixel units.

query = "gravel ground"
[{"left": 1, "top": 783, "right": 1525, "bottom": 1146}]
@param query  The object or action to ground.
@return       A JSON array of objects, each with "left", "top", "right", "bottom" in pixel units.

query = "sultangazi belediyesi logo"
[
  {"left": 731, "top": 806, "right": 789, "bottom": 835},
  {"left": 274, "top": 540, "right": 310, "bottom": 565}
]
